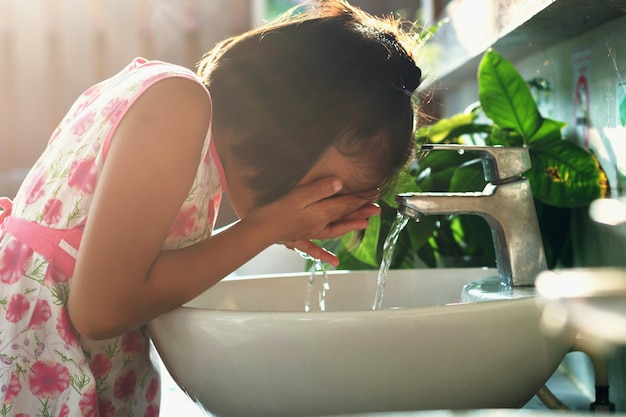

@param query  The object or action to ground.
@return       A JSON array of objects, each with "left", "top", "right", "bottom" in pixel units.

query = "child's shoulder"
[
  {"left": 117, "top": 57, "right": 203, "bottom": 94},
  {"left": 127, "top": 57, "right": 196, "bottom": 77}
]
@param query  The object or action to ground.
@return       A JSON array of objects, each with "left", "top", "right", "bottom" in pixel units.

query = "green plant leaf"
[
  {"left": 334, "top": 250, "right": 376, "bottom": 270},
  {"left": 416, "top": 18, "right": 449, "bottom": 44},
  {"left": 381, "top": 170, "right": 419, "bottom": 207},
  {"left": 415, "top": 151, "right": 477, "bottom": 192},
  {"left": 457, "top": 215, "right": 496, "bottom": 265},
  {"left": 478, "top": 49, "right": 542, "bottom": 142},
  {"left": 534, "top": 200, "right": 573, "bottom": 269},
  {"left": 487, "top": 125, "right": 521, "bottom": 147},
  {"left": 526, "top": 136, "right": 609, "bottom": 207},
  {"left": 406, "top": 216, "right": 439, "bottom": 267},
  {"left": 415, "top": 112, "right": 478, "bottom": 143},
  {"left": 313, "top": 224, "right": 378, "bottom": 270},
  {"left": 449, "top": 157, "right": 486, "bottom": 192},
  {"left": 346, "top": 215, "right": 381, "bottom": 268},
  {"left": 321, "top": 224, "right": 381, "bottom": 270},
  {"left": 527, "top": 117, "right": 567, "bottom": 144}
]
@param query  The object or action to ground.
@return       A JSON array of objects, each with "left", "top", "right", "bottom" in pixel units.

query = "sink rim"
[
  {"left": 172, "top": 295, "right": 540, "bottom": 316},
  {"left": 176, "top": 267, "right": 539, "bottom": 314}
]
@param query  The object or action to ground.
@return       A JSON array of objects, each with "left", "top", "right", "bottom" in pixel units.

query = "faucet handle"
[{"left": 420, "top": 144, "right": 531, "bottom": 183}]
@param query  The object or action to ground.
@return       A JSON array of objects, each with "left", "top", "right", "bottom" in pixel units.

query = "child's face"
[{"left": 228, "top": 146, "right": 382, "bottom": 219}]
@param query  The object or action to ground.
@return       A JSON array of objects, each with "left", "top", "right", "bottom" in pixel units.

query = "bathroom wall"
[
  {"left": 514, "top": 15, "right": 626, "bottom": 411},
  {"left": 430, "top": 9, "right": 626, "bottom": 411}
]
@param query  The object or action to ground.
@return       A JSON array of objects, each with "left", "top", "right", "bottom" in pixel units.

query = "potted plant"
[{"left": 319, "top": 49, "right": 608, "bottom": 272}]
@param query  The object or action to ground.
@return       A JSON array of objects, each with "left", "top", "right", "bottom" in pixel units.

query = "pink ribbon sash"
[{"left": 0, "top": 198, "right": 82, "bottom": 277}]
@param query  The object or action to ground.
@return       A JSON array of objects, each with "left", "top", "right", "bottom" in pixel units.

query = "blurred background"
[{"left": 0, "top": 0, "right": 440, "bottom": 209}]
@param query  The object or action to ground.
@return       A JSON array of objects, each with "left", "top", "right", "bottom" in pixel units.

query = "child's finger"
[
  {"left": 288, "top": 240, "right": 339, "bottom": 266},
  {"left": 306, "top": 217, "right": 370, "bottom": 241},
  {"left": 288, "top": 177, "right": 343, "bottom": 208},
  {"left": 350, "top": 188, "right": 381, "bottom": 202},
  {"left": 312, "top": 195, "right": 379, "bottom": 226},
  {"left": 339, "top": 202, "right": 381, "bottom": 221}
]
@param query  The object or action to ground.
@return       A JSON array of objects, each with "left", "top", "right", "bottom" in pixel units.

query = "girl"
[{"left": 0, "top": 0, "right": 422, "bottom": 415}]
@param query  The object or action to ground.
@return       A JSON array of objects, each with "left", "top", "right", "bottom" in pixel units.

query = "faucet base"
[{"left": 461, "top": 276, "right": 536, "bottom": 303}]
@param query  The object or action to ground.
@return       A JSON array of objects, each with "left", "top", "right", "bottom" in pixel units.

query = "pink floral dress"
[{"left": 0, "top": 58, "right": 225, "bottom": 417}]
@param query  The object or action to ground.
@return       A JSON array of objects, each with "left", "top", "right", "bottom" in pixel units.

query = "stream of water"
[
  {"left": 305, "top": 259, "right": 329, "bottom": 312},
  {"left": 372, "top": 212, "right": 410, "bottom": 310},
  {"left": 300, "top": 211, "right": 410, "bottom": 312},
  {"left": 296, "top": 249, "right": 330, "bottom": 312}
]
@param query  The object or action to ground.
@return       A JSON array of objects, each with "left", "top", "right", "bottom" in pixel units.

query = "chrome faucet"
[{"left": 396, "top": 144, "right": 547, "bottom": 287}]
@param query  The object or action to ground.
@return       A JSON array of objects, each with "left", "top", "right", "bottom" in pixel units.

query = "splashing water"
[
  {"left": 372, "top": 212, "right": 410, "bottom": 310},
  {"left": 296, "top": 249, "right": 330, "bottom": 312},
  {"left": 305, "top": 259, "right": 330, "bottom": 312},
  {"left": 297, "top": 211, "right": 410, "bottom": 312}
]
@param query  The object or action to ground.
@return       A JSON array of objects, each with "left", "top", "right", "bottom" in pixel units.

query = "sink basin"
[{"left": 148, "top": 268, "right": 575, "bottom": 417}]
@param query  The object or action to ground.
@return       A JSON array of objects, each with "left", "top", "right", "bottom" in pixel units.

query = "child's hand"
[
  {"left": 246, "top": 177, "right": 381, "bottom": 266},
  {"left": 282, "top": 201, "right": 380, "bottom": 265}
]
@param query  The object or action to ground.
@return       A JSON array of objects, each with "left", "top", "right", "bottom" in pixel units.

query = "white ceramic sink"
[{"left": 148, "top": 268, "right": 575, "bottom": 417}]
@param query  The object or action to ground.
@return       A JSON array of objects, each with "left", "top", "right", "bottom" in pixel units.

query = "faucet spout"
[{"left": 397, "top": 145, "right": 547, "bottom": 287}]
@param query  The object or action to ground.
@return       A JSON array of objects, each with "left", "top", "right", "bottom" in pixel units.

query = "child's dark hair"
[{"left": 199, "top": 0, "right": 422, "bottom": 206}]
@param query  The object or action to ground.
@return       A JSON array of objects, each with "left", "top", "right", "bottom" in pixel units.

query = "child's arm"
[{"left": 68, "top": 77, "right": 374, "bottom": 340}]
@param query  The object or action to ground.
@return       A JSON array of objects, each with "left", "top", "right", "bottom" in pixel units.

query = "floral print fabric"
[{"left": 0, "top": 58, "right": 224, "bottom": 416}]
